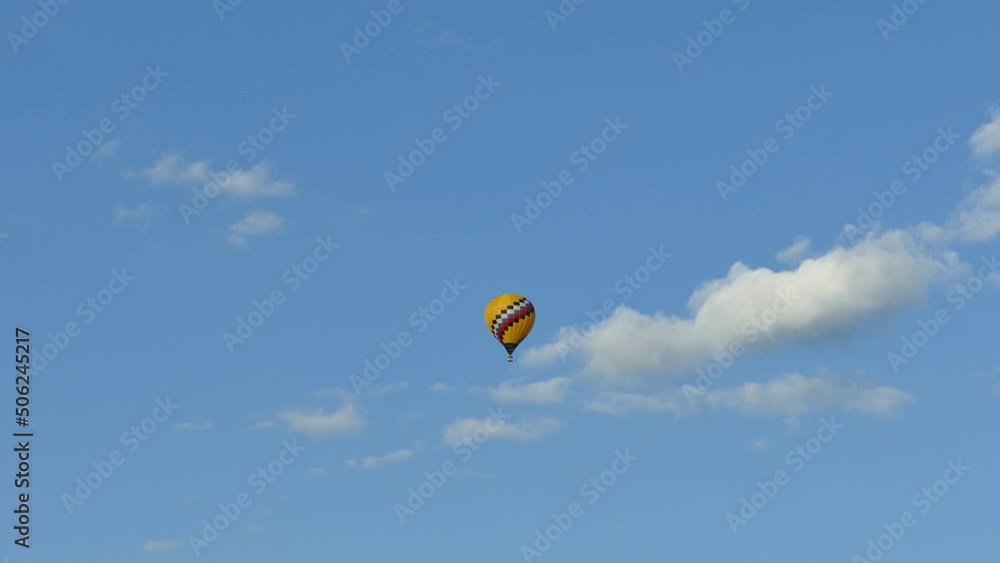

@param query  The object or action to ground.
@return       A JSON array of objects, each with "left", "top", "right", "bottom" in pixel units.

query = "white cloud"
[
  {"left": 522, "top": 111, "right": 1000, "bottom": 383},
  {"left": 140, "top": 539, "right": 185, "bottom": 553},
  {"left": 751, "top": 438, "right": 769, "bottom": 449},
  {"left": 524, "top": 230, "right": 952, "bottom": 381},
  {"left": 916, "top": 111, "right": 1000, "bottom": 243},
  {"left": 125, "top": 153, "right": 295, "bottom": 198},
  {"left": 126, "top": 152, "right": 210, "bottom": 185},
  {"left": 584, "top": 391, "right": 689, "bottom": 416},
  {"left": 224, "top": 161, "right": 295, "bottom": 198},
  {"left": 942, "top": 176, "right": 1000, "bottom": 243},
  {"left": 776, "top": 236, "right": 811, "bottom": 264},
  {"left": 93, "top": 138, "right": 122, "bottom": 159},
  {"left": 277, "top": 403, "right": 364, "bottom": 437},
  {"left": 306, "top": 467, "right": 329, "bottom": 478},
  {"left": 374, "top": 381, "right": 410, "bottom": 395},
  {"left": 315, "top": 387, "right": 354, "bottom": 401},
  {"left": 970, "top": 107, "right": 1000, "bottom": 157},
  {"left": 487, "top": 377, "right": 571, "bottom": 404},
  {"left": 227, "top": 211, "right": 284, "bottom": 247},
  {"left": 701, "top": 373, "right": 911, "bottom": 417},
  {"left": 176, "top": 421, "right": 213, "bottom": 431},
  {"left": 585, "top": 373, "right": 912, "bottom": 417},
  {"left": 442, "top": 416, "right": 562, "bottom": 445},
  {"left": 246, "top": 413, "right": 276, "bottom": 430},
  {"left": 319, "top": 383, "right": 408, "bottom": 398},
  {"left": 345, "top": 448, "right": 414, "bottom": 471},
  {"left": 430, "top": 382, "right": 450, "bottom": 392},
  {"left": 114, "top": 203, "right": 153, "bottom": 224}
]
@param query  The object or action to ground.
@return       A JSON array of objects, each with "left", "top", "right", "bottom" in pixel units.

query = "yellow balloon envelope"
[{"left": 484, "top": 294, "right": 536, "bottom": 362}]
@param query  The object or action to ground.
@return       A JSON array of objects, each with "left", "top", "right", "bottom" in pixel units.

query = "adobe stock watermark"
[
  {"left": 520, "top": 449, "right": 638, "bottom": 562},
  {"left": 726, "top": 417, "right": 843, "bottom": 533},
  {"left": 549, "top": 245, "right": 671, "bottom": 362},
  {"left": 7, "top": 0, "right": 72, "bottom": 54},
  {"left": 188, "top": 439, "right": 305, "bottom": 555},
  {"left": 841, "top": 126, "right": 959, "bottom": 245},
  {"left": 384, "top": 74, "right": 501, "bottom": 192},
  {"left": 350, "top": 278, "right": 467, "bottom": 396},
  {"left": 852, "top": 459, "right": 969, "bottom": 563},
  {"left": 887, "top": 254, "right": 999, "bottom": 372},
  {"left": 681, "top": 285, "right": 799, "bottom": 402},
  {"left": 178, "top": 106, "right": 296, "bottom": 223},
  {"left": 717, "top": 84, "right": 833, "bottom": 202},
  {"left": 212, "top": 0, "right": 244, "bottom": 21},
  {"left": 510, "top": 116, "right": 628, "bottom": 233},
  {"left": 223, "top": 236, "right": 340, "bottom": 353},
  {"left": 51, "top": 65, "right": 169, "bottom": 183},
  {"left": 877, "top": 0, "right": 930, "bottom": 42},
  {"left": 394, "top": 407, "right": 510, "bottom": 524},
  {"left": 340, "top": 0, "right": 414, "bottom": 63},
  {"left": 672, "top": 0, "right": 751, "bottom": 73},
  {"left": 61, "top": 397, "right": 178, "bottom": 514},
  {"left": 31, "top": 268, "right": 136, "bottom": 377},
  {"left": 544, "top": 0, "right": 588, "bottom": 31}
]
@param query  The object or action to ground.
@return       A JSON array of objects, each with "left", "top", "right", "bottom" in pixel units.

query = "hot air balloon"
[{"left": 485, "top": 294, "right": 535, "bottom": 362}]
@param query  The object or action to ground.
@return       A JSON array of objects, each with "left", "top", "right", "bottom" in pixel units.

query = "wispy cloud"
[
  {"left": 277, "top": 403, "right": 364, "bottom": 437},
  {"left": 225, "top": 161, "right": 295, "bottom": 198},
  {"left": 703, "top": 374, "right": 912, "bottom": 417},
  {"left": 585, "top": 373, "right": 912, "bottom": 418},
  {"left": 140, "top": 539, "right": 185, "bottom": 553},
  {"left": 442, "top": 416, "right": 562, "bottom": 445},
  {"left": 345, "top": 448, "right": 414, "bottom": 471},
  {"left": 315, "top": 387, "right": 355, "bottom": 401},
  {"left": 430, "top": 382, "right": 449, "bottom": 392},
  {"left": 412, "top": 24, "right": 488, "bottom": 51},
  {"left": 93, "top": 138, "right": 122, "bottom": 159},
  {"left": 486, "top": 377, "right": 571, "bottom": 404},
  {"left": 776, "top": 236, "right": 811, "bottom": 264},
  {"left": 937, "top": 176, "right": 1000, "bottom": 243},
  {"left": 306, "top": 467, "right": 330, "bottom": 478},
  {"left": 125, "top": 152, "right": 295, "bottom": 198},
  {"left": 227, "top": 211, "right": 284, "bottom": 247},
  {"left": 176, "top": 421, "right": 213, "bottom": 431},
  {"left": 373, "top": 381, "right": 410, "bottom": 395},
  {"left": 126, "top": 152, "right": 210, "bottom": 185},
  {"left": 114, "top": 203, "right": 153, "bottom": 225},
  {"left": 970, "top": 106, "right": 1000, "bottom": 157},
  {"left": 246, "top": 413, "right": 277, "bottom": 431}
]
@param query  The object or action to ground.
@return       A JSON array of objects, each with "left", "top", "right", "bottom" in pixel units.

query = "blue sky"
[{"left": 4, "top": 0, "right": 1000, "bottom": 561}]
